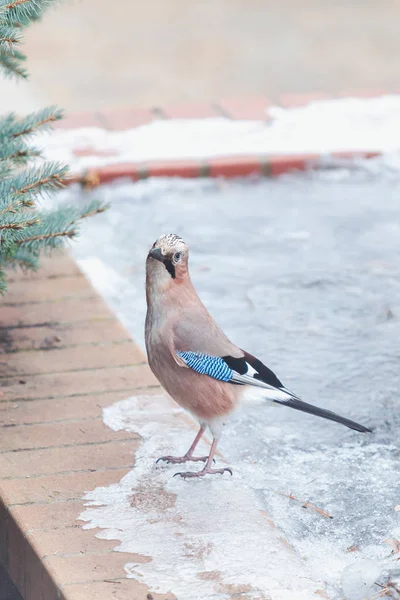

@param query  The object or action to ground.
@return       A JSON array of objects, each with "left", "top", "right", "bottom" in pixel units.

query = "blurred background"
[{"left": 2, "top": 0, "right": 400, "bottom": 115}]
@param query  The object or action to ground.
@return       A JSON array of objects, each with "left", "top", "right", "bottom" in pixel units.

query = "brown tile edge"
[{"left": 62, "top": 150, "right": 382, "bottom": 188}]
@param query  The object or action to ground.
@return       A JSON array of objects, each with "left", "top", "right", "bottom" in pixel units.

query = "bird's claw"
[
  {"left": 173, "top": 467, "right": 233, "bottom": 479},
  {"left": 156, "top": 455, "right": 213, "bottom": 465}
]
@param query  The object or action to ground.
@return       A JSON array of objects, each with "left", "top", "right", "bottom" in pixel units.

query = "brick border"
[
  {"left": 0, "top": 253, "right": 175, "bottom": 600},
  {"left": 0, "top": 252, "right": 326, "bottom": 600},
  {"left": 58, "top": 91, "right": 389, "bottom": 188}
]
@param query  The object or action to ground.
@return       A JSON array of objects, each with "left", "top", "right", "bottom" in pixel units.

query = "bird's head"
[{"left": 146, "top": 234, "right": 189, "bottom": 289}]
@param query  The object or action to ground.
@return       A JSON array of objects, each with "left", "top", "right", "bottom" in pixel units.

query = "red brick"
[
  {"left": 0, "top": 418, "right": 138, "bottom": 454},
  {"left": 0, "top": 296, "right": 111, "bottom": 328},
  {"left": 0, "top": 438, "right": 140, "bottom": 479},
  {"left": 0, "top": 389, "right": 160, "bottom": 427},
  {"left": 54, "top": 112, "right": 104, "bottom": 130},
  {"left": 0, "top": 340, "right": 143, "bottom": 377},
  {"left": 209, "top": 156, "right": 263, "bottom": 178},
  {"left": 45, "top": 552, "right": 141, "bottom": 586},
  {"left": 146, "top": 159, "right": 202, "bottom": 178},
  {"left": 5, "top": 252, "right": 80, "bottom": 282},
  {"left": 0, "top": 320, "right": 132, "bottom": 353},
  {"left": 0, "top": 469, "right": 129, "bottom": 506},
  {"left": 30, "top": 527, "right": 122, "bottom": 558},
  {"left": 161, "top": 102, "right": 219, "bottom": 119},
  {"left": 61, "top": 579, "right": 176, "bottom": 600},
  {"left": 217, "top": 96, "right": 271, "bottom": 120},
  {"left": 10, "top": 501, "right": 86, "bottom": 533},
  {"left": 268, "top": 154, "right": 320, "bottom": 177},
  {"left": 3, "top": 274, "right": 88, "bottom": 305},
  {"left": 0, "top": 364, "right": 157, "bottom": 402},
  {"left": 94, "top": 162, "right": 145, "bottom": 184},
  {"left": 279, "top": 92, "right": 331, "bottom": 107},
  {"left": 102, "top": 107, "right": 154, "bottom": 130}
]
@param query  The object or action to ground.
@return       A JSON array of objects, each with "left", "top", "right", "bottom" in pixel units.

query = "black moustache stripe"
[{"left": 164, "top": 259, "right": 176, "bottom": 279}]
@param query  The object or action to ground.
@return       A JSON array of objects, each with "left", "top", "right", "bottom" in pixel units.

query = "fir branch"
[
  {"left": 72, "top": 199, "right": 110, "bottom": 223},
  {"left": 11, "top": 106, "right": 63, "bottom": 138},
  {"left": 0, "top": 47, "right": 26, "bottom": 77},
  {"left": 0, "top": 196, "right": 19, "bottom": 214},
  {"left": 19, "top": 169, "right": 65, "bottom": 195},
  {"left": 0, "top": 161, "right": 10, "bottom": 179},
  {"left": 0, "top": 138, "right": 41, "bottom": 165},
  {"left": 0, "top": 112, "right": 15, "bottom": 135},
  {"left": 8, "top": 146, "right": 41, "bottom": 164},
  {"left": 18, "top": 198, "right": 109, "bottom": 251},
  {"left": 0, "top": 244, "right": 39, "bottom": 273},
  {"left": 8, "top": 162, "right": 68, "bottom": 200},
  {"left": 0, "top": 192, "right": 35, "bottom": 211},
  {"left": 4, "top": 0, "right": 31, "bottom": 9},
  {"left": 0, "top": 212, "right": 40, "bottom": 230},
  {"left": 16, "top": 209, "right": 77, "bottom": 250},
  {"left": 0, "top": 107, "right": 63, "bottom": 140},
  {"left": 0, "top": 211, "right": 40, "bottom": 247},
  {"left": 0, "top": 24, "right": 21, "bottom": 51},
  {"left": 1, "top": 0, "right": 56, "bottom": 27},
  {"left": 17, "top": 228, "right": 76, "bottom": 244},
  {"left": 0, "top": 0, "right": 109, "bottom": 294},
  {"left": 0, "top": 269, "right": 6, "bottom": 293},
  {"left": 8, "top": 245, "right": 39, "bottom": 269}
]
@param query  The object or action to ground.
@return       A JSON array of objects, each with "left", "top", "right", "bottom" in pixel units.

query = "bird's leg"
[
  {"left": 174, "top": 437, "right": 233, "bottom": 478},
  {"left": 156, "top": 425, "right": 209, "bottom": 464}
]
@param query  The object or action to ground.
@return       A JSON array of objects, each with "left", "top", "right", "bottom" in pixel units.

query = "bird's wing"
[
  {"left": 175, "top": 349, "right": 371, "bottom": 433},
  {"left": 175, "top": 349, "right": 293, "bottom": 402}
]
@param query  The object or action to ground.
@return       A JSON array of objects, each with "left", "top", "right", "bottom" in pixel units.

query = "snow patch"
[
  {"left": 36, "top": 95, "right": 400, "bottom": 174},
  {"left": 79, "top": 394, "right": 323, "bottom": 600}
]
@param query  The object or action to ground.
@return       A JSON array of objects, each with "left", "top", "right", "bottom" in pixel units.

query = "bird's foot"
[
  {"left": 173, "top": 466, "right": 233, "bottom": 479},
  {"left": 156, "top": 454, "right": 209, "bottom": 465}
]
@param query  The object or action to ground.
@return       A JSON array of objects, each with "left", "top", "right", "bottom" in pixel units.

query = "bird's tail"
[{"left": 273, "top": 396, "right": 372, "bottom": 433}]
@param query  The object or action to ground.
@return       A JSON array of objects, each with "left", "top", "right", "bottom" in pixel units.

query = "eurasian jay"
[{"left": 145, "top": 234, "right": 371, "bottom": 479}]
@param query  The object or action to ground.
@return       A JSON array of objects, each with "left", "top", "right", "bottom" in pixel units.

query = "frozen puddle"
[{"left": 49, "top": 167, "right": 400, "bottom": 598}]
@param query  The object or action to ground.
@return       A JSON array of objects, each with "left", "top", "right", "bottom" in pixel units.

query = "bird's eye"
[{"left": 173, "top": 251, "right": 182, "bottom": 263}]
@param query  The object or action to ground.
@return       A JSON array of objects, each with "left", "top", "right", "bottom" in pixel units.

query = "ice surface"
[
  {"left": 50, "top": 164, "right": 400, "bottom": 598},
  {"left": 35, "top": 96, "right": 400, "bottom": 174},
  {"left": 80, "top": 394, "right": 322, "bottom": 600}
]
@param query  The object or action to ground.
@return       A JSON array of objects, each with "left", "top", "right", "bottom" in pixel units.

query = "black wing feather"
[
  {"left": 221, "top": 351, "right": 371, "bottom": 433},
  {"left": 242, "top": 350, "right": 284, "bottom": 388}
]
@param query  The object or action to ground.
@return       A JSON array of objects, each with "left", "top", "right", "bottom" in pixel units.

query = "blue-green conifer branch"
[{"left": 0, "top": 0, "right": 108, "bottom": 293}]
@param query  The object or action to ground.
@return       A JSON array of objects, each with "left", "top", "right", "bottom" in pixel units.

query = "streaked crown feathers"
[{"left": 151, "top": 233, "right": 187, "bottom": 256}]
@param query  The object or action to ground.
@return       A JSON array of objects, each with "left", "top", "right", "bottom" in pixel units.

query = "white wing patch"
[{"left": 228, "top": 361, "right": 297, "bottom": 403}]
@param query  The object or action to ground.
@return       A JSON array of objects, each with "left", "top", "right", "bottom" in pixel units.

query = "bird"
[{"left": 145, "top": 233, "right": 371, "bottom": 479}]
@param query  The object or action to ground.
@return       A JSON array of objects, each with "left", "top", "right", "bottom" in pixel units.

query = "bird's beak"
[{"left": 148, "top": 248, "right": 165, "bottom": 263}]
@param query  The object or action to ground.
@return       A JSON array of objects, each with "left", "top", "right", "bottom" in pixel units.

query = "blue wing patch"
[{"left": 177, "top": 351, "right": 233, "bottom": 382}]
